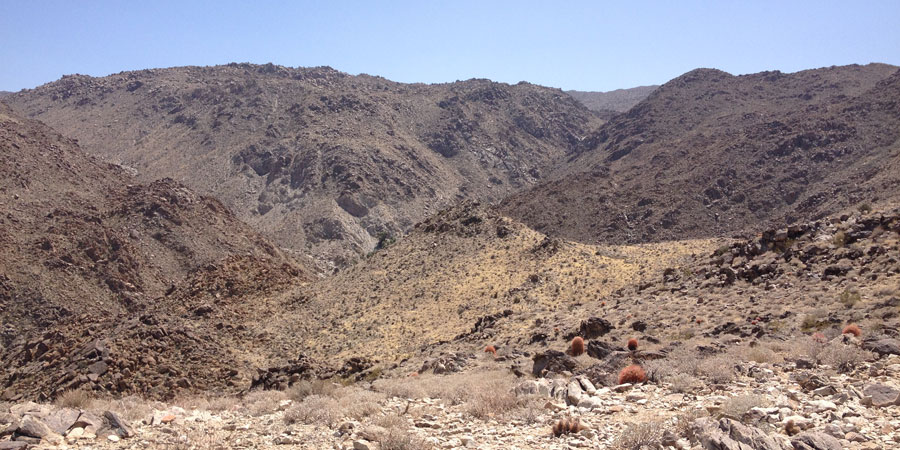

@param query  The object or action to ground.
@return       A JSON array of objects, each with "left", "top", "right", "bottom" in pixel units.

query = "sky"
[{"left": 2, "top": 1, "right": 899, "bottom": 93}]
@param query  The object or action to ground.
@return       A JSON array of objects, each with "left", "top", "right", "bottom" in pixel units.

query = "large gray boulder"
[{"left": 691, "top": 417, "right": 792, "bottom": 450}]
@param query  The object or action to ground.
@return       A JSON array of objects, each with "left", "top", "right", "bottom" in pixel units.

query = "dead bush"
[
  {"left": 241, "top": 390, "right": 288, "bottom": 417},
  {"left": 735, "top": 344, "right": 783, "bottom": 364},
  {"left": 611, "top": 421, "right": 665, "bottom": 449},
  {"left": 283, "top": 394, "right": 342, "bottom": 427},
  {"left": 287, "top": 379, "right": 338, "bottom": 401},
  {"left": 55, "top": 389, "right": 93, "bottom": 409},
  {"left": 698, "top": 355, "right": 737, "bottom": 384},
  {"left": 666, "top": 372, "right": 699, "bottom": 393},
  {"left": 465, "top": 381, "right": 521, "bottom": 419},
  {"left": 819, "top": 342, "right": 874, "bottom": 371},
  {"left": 378, "top": 426, "right": 432, "bottom": 450}
]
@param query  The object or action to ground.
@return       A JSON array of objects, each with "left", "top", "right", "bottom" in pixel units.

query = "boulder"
[
  {"left": 576, "top": 317, "right": 614, "bottom": 339},
  {"left": 17, "top": 416, "right": 55, "bottom": 439},
  {"left": 862, "top": 337, "right": 900, "bottom": 356},
  {"left": 566, "top": 380, "right": 584, "bottom": 405},
  {"left": 791, "top": 431, "right": 842, "bottom": 450},
  {"left": 691, "top": 417, "right": 792, "bottom": 450},
  {"left": 102, "top": 411, "right": 134, "bottom": 438},
  {"left": 860, "top": 383, "right": 900, "bottom": 407},
  {"left": 531, "top": 350, "right": 577, "bottom": 377},
  {"left": 44, "top": 408, "right": 80, "bottom": 435}
]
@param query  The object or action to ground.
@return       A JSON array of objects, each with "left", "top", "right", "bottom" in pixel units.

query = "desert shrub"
[
  {"left": 242, "top": 389, "right": 288, "bottom": 417},
  {"left": 287, "top": 379, "right": 338, "bottom": 401},
  {"left": 465, "top": 381, "right": 521, "bottom": 419},
  {"left": 337, "top": 386, "right": 385, "bottom": 419},
  {"left": 378, "top": 426, "right": 431, "bottom": 450},
  {"left": 735, "top": 344, "right": 783, "bottom": 364},
  {"left": 800, "top": 309, "right": 828, "bottom": 332},
  {"left": 717, "top": 394, "right": 769, "bottom": 421},
  {"left": 832, "top": 231, "right": 847, "bottom": 247},
  {"left": 283, "top": 394, "right": 342, "bottom": 427},
  {"left": 794, "top": 335, "right": 828, "bottom": 363},
  {"left": 627, "top": 338, "right": 639, "bottom": 351},
  {"left": 858, "top": 203, "right": 872, "bottom": 214},
  {"left": 55, "top": 389, "right": 93, "bottom": 409},
  {"left": 507, "top": 395, "right": 545, "bottom": 425},
  {"left": 570, "top": 337, "right": 585, "bottom": 356},
  {"left": 666, "top": 372, "right": 699, "bottom": 393},
  {"left": 698, "top": 355, "right": 736, "bottom": 384},
  {"left": 839, "top": 290, "right": 861, "bottom": 308},
  {"left": 842, "top": 323, "right": 861, "bottom": 337},
  {"left": 611, "top": 421, "right": 665, "bottom": 449},
  {"left": 618, "top": 365, "right": 647, "bottom": 384},
  {"left": 819, "top": 342, "right": 873, "bottom": 371}
]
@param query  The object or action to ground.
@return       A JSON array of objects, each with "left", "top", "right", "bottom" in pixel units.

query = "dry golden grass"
[
  {"left": 290, "top": 211, "right": 719, "bottom": 364},
  {"left": 55, "top": 389, "right": 94, "bottom": 409}
]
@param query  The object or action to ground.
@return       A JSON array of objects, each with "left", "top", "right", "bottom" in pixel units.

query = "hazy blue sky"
[{"left": 2, "top": 1, "right": 899, "bottom": 92}]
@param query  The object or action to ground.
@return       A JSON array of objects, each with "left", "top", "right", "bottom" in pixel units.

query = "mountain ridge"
[{"left": 6, "top": 63, "right": 603, "bottom": 269}]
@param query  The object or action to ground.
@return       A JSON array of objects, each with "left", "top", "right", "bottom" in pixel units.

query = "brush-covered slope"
[
  {"left": 0, "top": 103, "right": 311, "bottom": 401},
  {"left": 278, "top": 201, "right": 716, "bottom": 365},
  {"left": 503, "top": 63, "right": 900, "bottom": 245},
  {"left": 6, "top": 64, "right": 602, "bottom": 269}
]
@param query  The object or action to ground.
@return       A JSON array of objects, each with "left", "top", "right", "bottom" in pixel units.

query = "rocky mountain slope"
[
  {"left": 5, "top": 64, "right": 602, "bottom": 269},
  {"left": 0, "top": 103, "right": 312, "bottom": 401},
  {"left": 566, "top": 85, "right": 658, "bottom": 117},
  {"left": 504, "top": 63, "right": 900, "bottom": 246},
  {"left": 3, "top": 204, "right": 898, "bottom": 449}
]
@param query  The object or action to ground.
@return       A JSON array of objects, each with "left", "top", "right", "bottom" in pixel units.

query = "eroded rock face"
[
  {"left": 691, "top": 417, "right": 792, "bottom": 450},
  {"left": 531, "top": 350, "right": 577, "bottom": 377}
]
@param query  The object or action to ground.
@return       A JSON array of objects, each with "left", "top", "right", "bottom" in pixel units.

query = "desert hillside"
[
  {"left": 0, "top": 103, "right": 312, "bottom": 401},
  {"left": 504, "top": 63, "right": 900, "bottom": 247},
  {"left": 5, "top": 64, "right": 602, "bottom": 269}
]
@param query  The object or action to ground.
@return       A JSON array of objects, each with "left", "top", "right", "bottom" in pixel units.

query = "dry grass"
[
  {"left": 90, "top": 395, "right": 160, "bottom": 422},
  {"left": 666, "top": 372, "right": 700, "bottom": 393},
  {"left": 286, "top": 379, "right": 338, "bottom": 401},
  {"left": 611, "top": 421, "right": 665, "bottom": 449},
  {"left": 697, "top": 354, "right": 737, "bottom": 384},
  {"left": 241, "top": 389, "right": 288, "bottom": 417},
  {"left": 283, "top": 385, "right": 386, "bottom": 427},
  {"left": 464, "top": 380, "right": 522, "bottom": 420},
  {"left": 55, "top": 389, "right": 94, "bottom": 409},
  {"left": 735, "top": 344, "right": 783, "bottom": 365},
  {"left": 283, "top": 394, "right": 342, "bottom": 427},
  {"left": 818, "top": 342, "right": 874, "bottom": 371},
  {"left": 378, "top": 425, "right": 432, "bottom": 450}
]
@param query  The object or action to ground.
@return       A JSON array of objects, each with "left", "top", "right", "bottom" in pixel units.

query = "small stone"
[
  {"left": 353, "top": 439, "right": 374, "bottom": 450},
  {"left": 807, "top": 400, "right": 837, "bottom": 412},
  {"left": 626, "top": 392, "right": 647, "bottom": 402},
  {"left": 845, "top": 432, "right": 867, "bottom": 442},
  {"left": 108, "top": 434, "right": 120, "bottom": 442}
]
